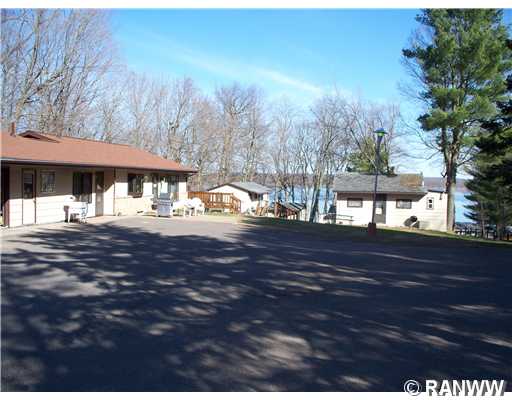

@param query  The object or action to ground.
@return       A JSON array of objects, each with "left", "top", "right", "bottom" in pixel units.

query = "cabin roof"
[
  {"left": 209, "top": 181, "right": 271, "bottom": 194},
  {"left": 333, "top": 172, "right": 428, "bottom": 195}
]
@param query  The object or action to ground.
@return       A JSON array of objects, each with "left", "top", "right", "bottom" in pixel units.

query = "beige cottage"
[
  {"left": 0, "top": 130, "right": 195, "bottom": 227},
  {"left": 333, "top": 172, "right": 448, "bottom": 231},
  {"left": 207, "top": 181, "right": 270, "bottom": 214}
]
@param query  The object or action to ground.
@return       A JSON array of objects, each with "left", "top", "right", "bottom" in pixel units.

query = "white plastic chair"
[
  {"left": 188, "top": 197, "right": 205, "bottom": 216},
  {"left": 173, "top": 200, "right": 193, "bottom": 217}
]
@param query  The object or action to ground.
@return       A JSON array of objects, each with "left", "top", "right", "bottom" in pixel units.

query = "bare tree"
[
  {"left": 214, "top": 83, "right": 257, "bottom": 183},
  {"left": 123, "top": 73, "right": 160, "bottom": 151},
  {"left": 308, "top": 92, "right": 349, "bottom": 222},
  {"left": 154, "top": 77, "right": 198, "bottom": 162},
  {"left": 90, "top": 75, "right": 127, "bottom": 143},
  {"left": 1, "top": 9, "right": 116, "bottom": 135},
  {"left": 186, "top": 97, "right": 221, "bottom": 189},
  {"left": 269, "top": 100, "right": 301, "bottom": 203},
  {"left": 293, "top": 121, "right": 315, "bottom": 220},
  {"left": 239, "top": 89, "right": 268, "bottom": 182}
]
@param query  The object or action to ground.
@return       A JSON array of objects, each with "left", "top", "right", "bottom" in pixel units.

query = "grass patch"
[{"left": 242, "top": 216, "right": 512, "bottom": 248}]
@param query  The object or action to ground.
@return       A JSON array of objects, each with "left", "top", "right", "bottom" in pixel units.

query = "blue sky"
[{"left": 112, "top": 9, "right": 512, "bottom": 177}]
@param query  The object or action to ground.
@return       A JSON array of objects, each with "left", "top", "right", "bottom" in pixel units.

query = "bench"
[
  {"left": 323, "top": 213, "right": 354, "bottom": 225},
  {"left": 335, "top": 214, "right": 354, "bottom": 225}
]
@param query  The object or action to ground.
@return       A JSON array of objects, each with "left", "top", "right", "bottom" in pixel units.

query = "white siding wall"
[
  {"left": 178, "top": 175, "right": 187, "bottom": 201},
  {"left": 335, "top": 193, "right": 374, "bottom": 226},
  {"left": 336, "top": 191, "right": 448, "bottom": 232},
  {"left": 35, "top": 167, "right": 74, "bottom": 224},
  {"left": 113, "top": 169, "right": 187, "bottom": 216},
  {"left": 209, "top": 185, "right": 252, "bottom": 212},
  {"left": 6, "top": 165, "right": 188, "bottom": 225},
  {"left": 114, "top": 169, "right": 154, "bottom": 216},
  {"left": 114, "top": 169, "right": 128, "bottom": 198},
  {"left": 385, "top": 192, "right": 447, "bottom": 231},
  {"left": 7, "top": 165, "right": 111, "bottom": 227},
  {"left": 103, "top": 169, "right": 115, "bottom": 215},
  {"left": 8, "top": 166, "right": 22, "bottom": 227}
]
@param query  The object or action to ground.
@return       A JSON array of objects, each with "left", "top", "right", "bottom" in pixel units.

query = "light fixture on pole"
[{"left": 368, "top": 128, "right": 387, "bottom": 236}]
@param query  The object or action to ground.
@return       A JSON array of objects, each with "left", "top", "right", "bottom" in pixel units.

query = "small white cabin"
[
  {"left": 332, "top": 172, "right": 448, "bottom": 231},
  {"left": 207, "top": 181, "right": 270, "bottom": 214}
]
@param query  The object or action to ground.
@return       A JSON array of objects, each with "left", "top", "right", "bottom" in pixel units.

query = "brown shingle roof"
[{"left": 1, "top": 131, "right": 196, "bottom": 173}]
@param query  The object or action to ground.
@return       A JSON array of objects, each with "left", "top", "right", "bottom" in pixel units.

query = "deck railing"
[{"left": 188, "top": 191, "right": 241, "bottom": 213}]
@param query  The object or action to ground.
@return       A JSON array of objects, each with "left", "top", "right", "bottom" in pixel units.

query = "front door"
[
  {"left": 95, "top": 171, "right": 104, "bottom": 216},
  {"left": 22, "top": 169, "right": 36, "bottom": 225},
  {"left": 375, "top": 194, "right": 387, "bottom": 224},
  {"left": 1, "top": 167, "right": 10, "bottom": 226}
]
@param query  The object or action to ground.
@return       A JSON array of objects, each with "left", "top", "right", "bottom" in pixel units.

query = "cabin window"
[
  {"left": 72, "top": 172, "right": 92, "bottom": 203},
  {"left": 396, "top": 199, "right": 412, "bottom": 209},
  {"left": 128, "top": 173, "right": 144, "bottom": 196},
  {"left": 40, "top": 171, "right": 56, "bottom": 193},
  {"left": 426, "top": 197, "right": 434, "bottom": 210},
  {"left": 347, "top": 198, "right": 363, "bottom": 208}
]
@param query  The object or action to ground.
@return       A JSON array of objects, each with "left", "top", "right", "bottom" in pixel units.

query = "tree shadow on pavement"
[{"left": 1, "top": 218, "right": 511, "bottom": 391}]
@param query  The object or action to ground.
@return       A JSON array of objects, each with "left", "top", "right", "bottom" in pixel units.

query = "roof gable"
[{"left": 19, "top": 131, "right": 60, "bottom": 142}]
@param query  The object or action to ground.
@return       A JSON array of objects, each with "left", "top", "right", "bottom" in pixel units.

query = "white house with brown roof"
[
  {"left": 0, "top": 130, "right": 196, "bottom": 227},
  {"left": 207, "top": 181, "right": 271, "bottom": 214},
  {"left": 333, "top": 172, "right": 448, "bottom": 231}
]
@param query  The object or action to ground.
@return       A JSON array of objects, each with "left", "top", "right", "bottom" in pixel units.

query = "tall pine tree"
[
  {"left": 403, "top": 9, "right": 511, "bottom": 231},
  {"left": 464, "top": 161, "right": 511, "bottom": 239},
  {"left": 465, "top": 45, "right": 512, "bottom": 240}
]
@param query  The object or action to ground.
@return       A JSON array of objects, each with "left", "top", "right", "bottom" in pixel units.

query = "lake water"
[{"left": 455, "top": 192, "right": 471, "bottom": 223}]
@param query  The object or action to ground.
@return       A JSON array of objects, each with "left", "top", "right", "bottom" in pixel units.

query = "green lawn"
[{"left": 241, "top": 216, "right": 512, "bottom": 248}]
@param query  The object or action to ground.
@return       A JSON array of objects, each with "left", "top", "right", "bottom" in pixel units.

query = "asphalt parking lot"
[{"left": 2, "top": 216, "right": 511, "bottom": 391}]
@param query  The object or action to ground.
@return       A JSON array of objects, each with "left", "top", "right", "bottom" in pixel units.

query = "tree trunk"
[
  {"left": 323, "top": 177, "right": 331, "bottom": 214},
  {"left": 479, "top": 202, "right": 486, "bottom": 238},
  {"left": 309, "top": 181, "right": 321, "bottom": 223},
  {"left": 497, "top": 189, "right": 505, "bottom": 241},
  {"left": 445, "top": 168, "right": 456, "bottom": 232}
]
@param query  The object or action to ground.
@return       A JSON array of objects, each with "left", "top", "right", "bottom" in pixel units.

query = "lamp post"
[{"left": 368, "top": 128, "right": 387, "bottom": 236}]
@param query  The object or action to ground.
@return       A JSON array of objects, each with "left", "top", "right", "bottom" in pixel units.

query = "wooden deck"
[{"left": 188, "top": 191, "right": 241, "bottom": 213}]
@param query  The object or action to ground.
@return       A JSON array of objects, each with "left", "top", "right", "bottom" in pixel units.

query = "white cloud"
[
  {"left": 252, "top": 67, "right": 323, "bottom": 95},
  {"left": 127, "top": 30, "right": 327, "bottom": 100}
]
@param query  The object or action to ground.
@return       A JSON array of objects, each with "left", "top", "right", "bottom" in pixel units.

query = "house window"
[
  {"left": 72, "top": 172, "right": 92, "bottom": 203},
  {"left": 40, "top": 171, "right": 56, "bottom": 193},
  {"left": 426, "top": 197, "right": 434, "bottom": 210},
  {"left": 347, "top": 198, "right": 363, "bottom": 208},
  {"left": 396, "top": 199, "right": 412, "bottom": 209},
  {"left": 159, "top": 175, "right": 169, "bottom": 194},
  {"left": 169, "top": 175, "right": 178, "bottom": 198},
  {"left": 128, "top": 173, "right": 144, "bottom": 196},
  {"left": 151, "top": 173, "right": 159, "bottom": 197}
]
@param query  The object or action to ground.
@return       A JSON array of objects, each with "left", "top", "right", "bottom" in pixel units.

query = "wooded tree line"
[{"left": 1, "top": 9, "right": 404, "bottom": 223}]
